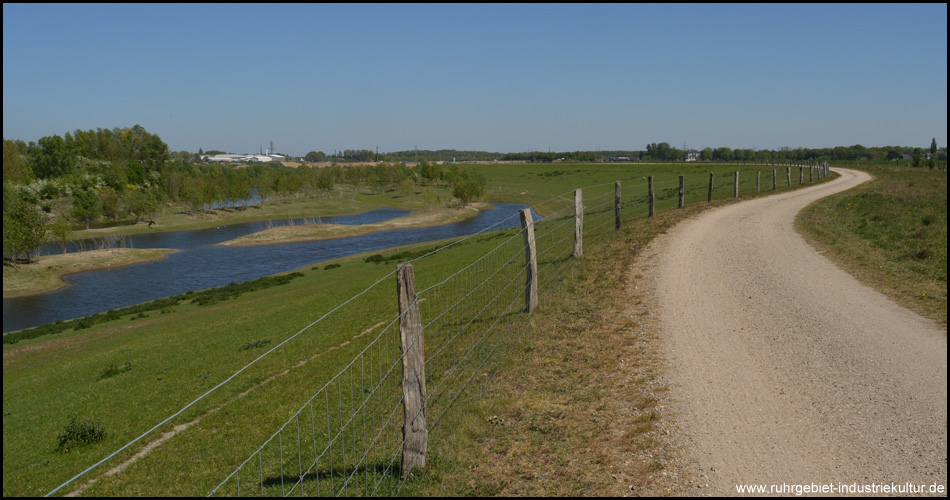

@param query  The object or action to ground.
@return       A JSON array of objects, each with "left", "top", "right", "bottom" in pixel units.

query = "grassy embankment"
[
  {"left": 2, "top": 162, "right": 829, "bottom": 496},
  {"left": 797, "top": 164, "right": 947, "bottom": 328}
]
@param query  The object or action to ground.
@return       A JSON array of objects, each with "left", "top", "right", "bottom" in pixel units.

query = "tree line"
[
  {"left": 3, "top": 125, "right": 942, "bottom": 264},
  {"left": 299, "top": 143, "right": 946, "bottom": 165},
  {"left": 2, "top": 127, "right": 488, "bottom": 264}
]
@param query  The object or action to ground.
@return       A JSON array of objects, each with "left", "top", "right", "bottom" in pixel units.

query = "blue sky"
[{"left": 3, "top": 3, "right": 947, "bottom": 156}]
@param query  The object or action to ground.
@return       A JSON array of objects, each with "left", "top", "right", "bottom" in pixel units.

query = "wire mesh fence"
[{"left": 43, "top": 163, "right": 829, "bottom": 497}]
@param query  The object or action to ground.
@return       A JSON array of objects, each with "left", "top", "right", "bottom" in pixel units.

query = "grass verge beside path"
[
  {"left": 2, "top": 248, "right": 177, "bottom": 298},
  {"left": 406, "top": 204, "right": 723, "bottom": 496},
  {"left": 796, "top": 165, "right": 947, "bottom": 328}
]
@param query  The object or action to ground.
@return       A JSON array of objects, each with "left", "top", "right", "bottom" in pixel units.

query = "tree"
[
  {"left": 305, "top": 151, "right": 327, "bottom": 162},
  {"left": 3, "top": 194, "right": 48, "bottom": 264},
  {"left": 100, "top": 187, "right": 122, "bottom": 221},
  {"left": 71, "top": 189, "right": 103, "bottom": 229},
  {"left": 452, "top": 172, "right": 484, "bottom": 206},
  {"left": 125, "top": 188, "right": 159, "bottom": 220},
  {"left": 49, "top": 217, "right": 73, "bottom": 254},
  {"left": 3, "top": 138, "right": 30, "bottom": 182},
  {"left": 931, "top": 138, "right": 937, "bottom": 157},
  {"left": 31, "top": 135, "right": 76, "bottom": 178}
]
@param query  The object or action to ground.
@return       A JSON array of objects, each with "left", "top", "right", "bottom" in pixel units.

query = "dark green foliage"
[
  {"left": 57, "top": 416, "right": 106, "bottom": 452},
  {"left": 238, "top": 339, "right": 272, "bottom": 351},
  {"left": 71, "top": 188, "right": 103, "bottom": 229},
  {"left": 363, "top": 245, "right": 444, "bottom": 265},
  {"left": 3, "top": 191, "right": 49, "bottom": 263},
  {"left": 98, "top": 361, "right": 132, "bottom": 380},
  {"left": 452, "top": 172, "right": 485, "bottom": 206},
  {"left": 190, "top": 272, "right": 304, "bottom": 307},
  {"left": 324, "top": 263, "right": 341, "bottom": 270}
]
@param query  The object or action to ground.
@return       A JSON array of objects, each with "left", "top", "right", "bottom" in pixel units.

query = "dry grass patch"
[
  {"left": 410, "top": 206, "right": 714, "bottom": 497},
  {"left": 218, "top": 203, "right": 492, "bottom": 246}
]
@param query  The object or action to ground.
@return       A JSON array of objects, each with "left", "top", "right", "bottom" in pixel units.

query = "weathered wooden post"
[
  {"left": 397, "top": 263, "right": 426, "bottom": 475},
  {"left": 707, "top": 173, "right": 714, "bottom": 202},
  {"left": 809, "top": 166, "right": 813, "bottom": 183},
  {"left": 519, "top": 209, "right": 538, "bottom": 313},
  {"left": 773, "top": 169, "right": 777, "bottom": 190},
  {"left": 757, "top": 171, "right": 761, "bottom": 194},
  {"left": 799, "top": 166, "right": 803, "bottom": 185},
  {"left": 678, "top": 175, "right": 685, "bottom": 208},
  {"left": 734, "top": 171, "right": 739, "bottom": 198},
  {"left": 573, "top": 189, "right": 583, "bottom": 258},
  {"left": 786, "top": 167, "right": 791, "bottom": 187},
  {"left": 648, "top": 176, "right": 655, "bottom": 216},
  {"left": 614, "top": 181, "right": 622, "bottom": 230}
]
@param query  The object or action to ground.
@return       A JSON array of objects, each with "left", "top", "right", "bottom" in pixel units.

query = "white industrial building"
[{"left": 205, "top": 153, "right": 286, "bottom": 163}]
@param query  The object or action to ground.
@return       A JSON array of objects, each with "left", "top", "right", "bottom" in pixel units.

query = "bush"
[
  {"left": 239, "top": 339, "right": 272, "bottom": 351},
  {"left": 57, "top": 416, "right": 106, "bottom": 452},
  {"left": 98, "top": 361, "right": 132, "bottom": 380}
]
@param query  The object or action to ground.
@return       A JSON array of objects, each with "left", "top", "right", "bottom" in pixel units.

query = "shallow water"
[{"left": 3, "top": 204, "right": 538, "bottom": 333}]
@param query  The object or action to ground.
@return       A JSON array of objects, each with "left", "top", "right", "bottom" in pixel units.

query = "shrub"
[
  {"left": 99, "top": 361, "right": 132, "bottom": 380},
  {"left": 57, "top": 416, "right": 106, "bottom": 452},
  {"left": 239, "top": 339, "right": 272, "bottom": 351}
]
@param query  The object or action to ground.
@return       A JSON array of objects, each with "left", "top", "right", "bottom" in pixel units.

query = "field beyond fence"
[{"left": 5, "top": 162, "right": 832, "bottom": 497}]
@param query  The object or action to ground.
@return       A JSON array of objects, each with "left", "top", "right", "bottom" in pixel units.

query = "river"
[{"left": 2, "top": 203, "right": 538, "bottom": 333}]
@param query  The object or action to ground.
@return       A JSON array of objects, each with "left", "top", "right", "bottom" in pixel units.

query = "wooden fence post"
[
  {"left": 573, "top": 189, "right": 583, "bottom": 258},
  {"left": 734, "top": 171, "right": 739, "bottom": 198},
  {"left": 708, "top": 173, "right": 714, "bottom": 202},
  {"left": 648, "top": 176, "right": 655, "bottom": 216},
  {"left": 773, "top": 169, "right": 777, "bottom": 190},
  {"left": 397, "top": 263, "right": 426, "bottom": 475},
  {"left": 614, "top": 181, "right": 621, "bottom": 230},
  {"left": 757, "top": 171, "right": 761, "bottom": 194},
  {"left": 786, "top": 167, "right": 791, "bottom": 187},
  {"left": 520, "top": 209, "right": 538, "bottom": 313},
  {"left": 809, "top": 166, "right": 813, "bottom": 183},
  {"left": 678, "top": 175, "right": 685, "bottom": 208},
  {"left": 799, "top": 166, "right": 803, "bottom": 185}
]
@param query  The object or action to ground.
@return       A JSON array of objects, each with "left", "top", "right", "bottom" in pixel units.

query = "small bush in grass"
[
  {"left": 239, "top": 339, "right": 272, "bottom": 351},
  {"left": 99, "top": 361, "right": 132, "bottom": 380},
  {"left": 324, "top": 263, "right": 341, "bottom": 270},
  {"left": 57, "top": 416, "right": 106, "bottom": 452}
]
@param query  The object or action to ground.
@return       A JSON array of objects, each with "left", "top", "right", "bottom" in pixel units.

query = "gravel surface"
[{"left": 634, "top": 168, "right": 947, "bottom": 496}]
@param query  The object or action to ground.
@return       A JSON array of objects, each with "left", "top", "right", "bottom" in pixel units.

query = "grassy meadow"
[
  {"left": 3, "top": 161, "right": 833, "bottom": 496},
  {"left": 796, "top": 164, "right": 947, "bottom": 327}
]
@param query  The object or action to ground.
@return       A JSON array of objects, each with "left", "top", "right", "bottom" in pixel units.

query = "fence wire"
[{"left": 45, "top": 164, "right": 824, "bottom": 497}]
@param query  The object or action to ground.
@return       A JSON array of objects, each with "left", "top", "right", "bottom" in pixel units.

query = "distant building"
[
  {"left": 685, "top": 149, "right": 701, "bottom": 162},
  {"left": 205, "top": 153, "right": 286, "bottom": 163}
]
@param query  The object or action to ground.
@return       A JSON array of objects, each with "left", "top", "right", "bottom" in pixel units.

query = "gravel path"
[{"left": 638, "top": 168, "right": 947, "bottom": 495}]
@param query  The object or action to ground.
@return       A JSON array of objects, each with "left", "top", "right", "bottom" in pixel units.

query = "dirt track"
[{"left": 636, "top": 168, "right": 947, "bottom": 495}]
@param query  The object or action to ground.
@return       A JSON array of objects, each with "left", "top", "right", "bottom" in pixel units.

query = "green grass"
[
  {"left": 3, "top": 161, "right": 830, "bottom": 497},
  {"left": 796, "top": 164, "right": 947, "bottom": 327}
]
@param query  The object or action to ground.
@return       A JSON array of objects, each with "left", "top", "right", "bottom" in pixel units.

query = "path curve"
[{"left": 640, "top": 168, "right": 947, "bottom": 495}]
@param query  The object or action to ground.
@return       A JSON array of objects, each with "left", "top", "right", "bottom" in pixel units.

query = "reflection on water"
[{"left": 3, "top": 204, "right": 537, "bottom": 333}]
